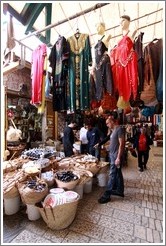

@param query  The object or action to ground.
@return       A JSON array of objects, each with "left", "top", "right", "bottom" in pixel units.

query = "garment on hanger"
[
  {"left": 146, "top": 38, "right": 163, "bottom": 84},
  {"left": 156, "top": 51, "right": 163, "bottom": 103},
  {"left": 67, "top": 33, "right": 92, "bottom": 112},
  {"left": 93, "top": 37, "right": 113, "bottom": 101},
  {"left": 110, "top": 35, "right": 138, "bottom": 102},
  {"left": 134, "top": 32, "right": 144, "bottom": 93},
  {"left": 140, "top": 38, "right": 163, "bottom": 105},
  {"left": 49, "top": 36, "right": 70, "bottom": 111},
  {"left": 31, "top": 43, "right": 47, "bottom": 105}
]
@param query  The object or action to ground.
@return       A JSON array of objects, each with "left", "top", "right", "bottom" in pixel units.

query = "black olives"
[
  {"left": 56, "top": 171, "right": 78, "bottom": 182},
  {"left": 25, "top": 180, "right": 46, "bottom": 191}
]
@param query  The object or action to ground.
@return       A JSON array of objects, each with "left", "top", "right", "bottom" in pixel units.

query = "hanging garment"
[
  {"left": 38, "top": 56, "right": 47, "bottom": 114},
  {"left": 145, "top": 38, "right": 163, "bottom": 84},
  {"left": 140, "top": 40, "right": 162, "bottom": 105},
  {"left": 49, "top": 36, "right": 69, "bottom": 111},
  {"left": 110, "top": 35, "right": 138, "bottom": 102},
  {"left": 156, "top": 50, "right": 163, "bottom": 103},
  {"left": 31, "top": 44, "right": 47, "bottom": 105},
  {"left": 134, "top": 32, "right": 144, "bottom": 93},
  {"left": 3, "top": 14, "right": 16, "bottom": 66},
  {"left": 67, "top": 33, "right": 92, "bottom": 111},
  {"left": 94, "top": 39, "right": 113, "bottom": 101}
]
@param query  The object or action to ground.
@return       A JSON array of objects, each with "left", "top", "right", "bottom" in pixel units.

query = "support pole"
[{"left": 18, "top": 3, "right": 109, "bottom": 42}]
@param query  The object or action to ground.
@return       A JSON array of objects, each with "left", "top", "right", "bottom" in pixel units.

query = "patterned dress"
[
  {"left": 110, "top": 35, "right": 138, "bottom": 102},
  {"left": 67, "top": 33, "right": 92, "bottom": 112},
  {"left": 49, "top": 36, "right": 69, "bottom": 111},
  {"left": 94, "top": 38, "right": 113, "bottom": 101}
]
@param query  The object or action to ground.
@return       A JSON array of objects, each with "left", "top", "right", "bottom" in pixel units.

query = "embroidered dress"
[
  {"left": 67, "top": 33, "right": 92, "bottom": 111},
  {"left": 49, "top": 36, "right": 69, "bottom": 111},
  {"left": 110, "top": 35, "right": 138, "bottom": 101},
  {"left": 94, "top": 38, "right": 113, "bottom": 101}
]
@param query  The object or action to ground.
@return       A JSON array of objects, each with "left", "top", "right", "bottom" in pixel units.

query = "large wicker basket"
[
  {"left": 17, "top": 181, "right": 48, "bottom": 204},
  {"left": 35, "top": 196, "right": 80, "bottom": 230},
  {"left": 54, "top": 171, "right": 80, "bottom": 190}
]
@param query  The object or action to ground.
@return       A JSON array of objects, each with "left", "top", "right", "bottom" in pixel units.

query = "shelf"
[{"left": 6, "top": 89, "right": 31, "bottom": 99}]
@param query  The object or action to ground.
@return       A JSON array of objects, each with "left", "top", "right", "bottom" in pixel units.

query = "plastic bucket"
[
  {"left": 4, "top": 196, "right": 20, "bottom": 215},
  {"left": 73, "top": 184, "right": 84, "bottom": 199},
  {"left": 26, "top": 204, "right": 41, "bottom": 221},
  {"left": 83, "top": 178, "right": 93, "bottom": 193},
  {"left": 97, "top": 173, "right": 108, "bottom": 187}
]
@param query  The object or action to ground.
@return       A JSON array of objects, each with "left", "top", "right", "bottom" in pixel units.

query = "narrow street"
[{"left": 3, "top": 146, "right": 163, "bottom": 244}]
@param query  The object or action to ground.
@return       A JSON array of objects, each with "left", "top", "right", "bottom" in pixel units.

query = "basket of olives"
[{"left": 54, "top": 170, "right": 80, "bottom": 190}]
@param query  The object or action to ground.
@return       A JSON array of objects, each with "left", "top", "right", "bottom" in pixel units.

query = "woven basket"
[
  {"left": 35, "top": 196, "right": 80, "bottom": 230},
  {"left": 54, "top": 171, "right": 80, "bottom": 190},
  {"left": 3, "top": 186, "right": 19, "bottom": 199},
  {"left": 55, "top": 177, "right": 79, "bottom": 190},
  {"left": 17, "top": 181, "right": 48, "bottom": 205}
]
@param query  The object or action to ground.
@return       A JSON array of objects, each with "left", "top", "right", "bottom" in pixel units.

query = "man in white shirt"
[{"left": 79, "top": 124, "right": 88, "bottom": 154}]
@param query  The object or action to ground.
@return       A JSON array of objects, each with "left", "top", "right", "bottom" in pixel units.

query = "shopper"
[
  {"left": 63, "top": 120, "right": 77, "bottom": 157},
  {"left": 95, "top": 111, "right": 125, "bottom": 204},
  {"left": 133, "top": 126, "right": 153, "bottom": 171},
  {"left": 79, "top": 123, "right": 88, "bottom": 154},
  {"left": 86, "top": 118, "right": 104, "bottom": 160}
]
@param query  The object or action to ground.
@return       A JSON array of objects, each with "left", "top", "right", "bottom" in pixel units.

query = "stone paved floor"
[{"left": 2, "top": 146, "right": 164, "bottom": 244}]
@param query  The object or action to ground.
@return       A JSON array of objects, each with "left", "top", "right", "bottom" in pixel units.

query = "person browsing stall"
[{"left": 94, "top": 111, "right": 125, "bottom": 204}]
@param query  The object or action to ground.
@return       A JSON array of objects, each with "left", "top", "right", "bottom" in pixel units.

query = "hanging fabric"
[
  {"left": 49, "top": 36, "right": 70, "bottom": 111},
  {"left": 67, "top": 33, "right": 92, "bottom": 112},
  {"left": 133, "top": 32, "right": 144, "bottom": 94},
  {"left": 93, "top": 37, "right": 113, "bottom": 101},
  {"left": 110, "top": 35, "right": 138, "bottom": 102},
  {"left": 31, "top": 43, "right": 47, "bottom": 105},
  {"left": 140, "top": 38, "right": 163, "bottom": 105}
]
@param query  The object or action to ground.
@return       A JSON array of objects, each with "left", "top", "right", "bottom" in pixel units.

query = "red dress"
[
  {"left": 31, "top": 44, "right": 47, "bottom": 105},
  {"left": 110, "top": 35, "right": 138, "bottom": 101}
]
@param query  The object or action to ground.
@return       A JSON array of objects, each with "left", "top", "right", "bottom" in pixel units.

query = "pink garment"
[
  {"left": 110, "top": 36, "right": 138, "bottom": 101},
  {"left": 31, "top": 44, "right": 47, "bottom": 105}
]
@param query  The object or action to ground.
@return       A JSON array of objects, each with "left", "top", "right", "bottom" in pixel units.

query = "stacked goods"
[
  {"left": 36, "top": 191, "right": 80, "bottom": 230},
  {"left": 41, "top": 171, "right": 54, "bottom": 187},
  {"left": 21, "top": 148, "right": 56, "bottom": 160},
  {"left": 22, "top": 160, "right": 41, "bottom": 177},
  {"left": 3, "top": 157, "right": 30, "bottom": 173},
  {"left": 3, "top": 169, "right": 27, "bottom": 199},
  {"left": 57, "top": 154, "right": 100, "bottom": 175}
]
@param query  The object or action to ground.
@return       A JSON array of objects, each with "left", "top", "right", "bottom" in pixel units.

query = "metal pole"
[{"left": 18, "top": 3, "right": 109, "bottom": 42}]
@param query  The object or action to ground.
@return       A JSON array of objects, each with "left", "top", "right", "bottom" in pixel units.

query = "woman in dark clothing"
[{"left": 133, "top": 127, "right": 153, "bottom": 172}]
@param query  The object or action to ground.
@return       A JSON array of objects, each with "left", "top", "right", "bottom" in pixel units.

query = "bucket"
[
  {"left": 153, "top": 140, "right": 157, "bottom": 147},
  {"left": 73, "top": 184, "right": 84, "bottom": 199},
  {"left": 4, "top": 196, "right": 20, "bottom": 215},
  {"left": 83, "top": 178, "right": 93, "bottom": 193},
  {"left": 97, "top": 173, "right": 108, "bottom": 187},
  {"left": 26, "top": 204, "right": 41, "bottom": 221}
]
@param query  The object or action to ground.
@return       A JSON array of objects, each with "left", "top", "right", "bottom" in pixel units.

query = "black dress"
[
  {"left": 94, "top": 37, "right": 113, "bottom": 101},
  {"left": 49, "top": 36, "right": 70, "bottom": 111}
]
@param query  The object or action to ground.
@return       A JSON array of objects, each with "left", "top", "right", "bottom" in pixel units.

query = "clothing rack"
[{"left": 18, "top": 3, "right": 109, "bottom": 42}]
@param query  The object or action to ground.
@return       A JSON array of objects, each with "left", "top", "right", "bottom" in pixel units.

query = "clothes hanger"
[{"left": 75, "top": 28, "right": 80, "bottom": 39}]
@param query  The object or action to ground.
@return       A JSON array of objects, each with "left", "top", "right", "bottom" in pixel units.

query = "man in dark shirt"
[
  {"left": 63, "top": 120, "right": 77, "bottom": 157},
  {"left": 86, "top": 118, "right": 104, "bottom": 160}
]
